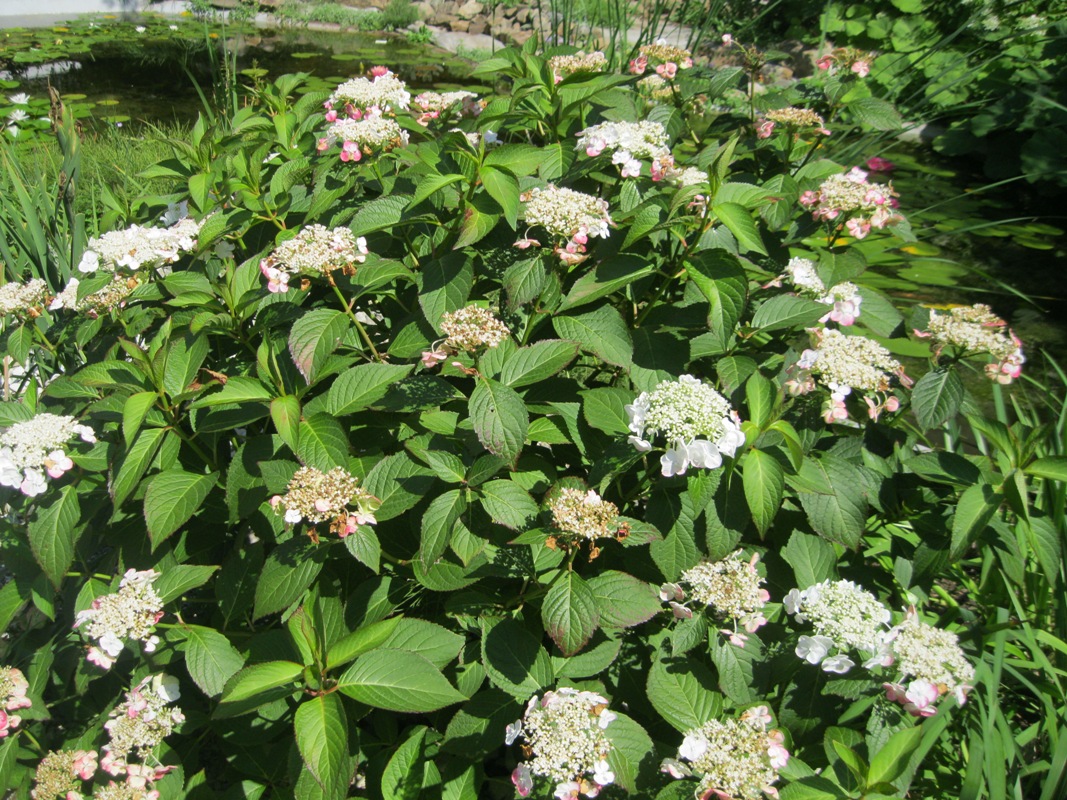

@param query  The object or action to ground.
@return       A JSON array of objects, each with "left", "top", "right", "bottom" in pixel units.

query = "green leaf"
[
  {"left": 604, "top": 712, "right": 654, "bottom": 793},
  {"left": 587, "top": 571, "right": 661, "bottom": 629},
  {"left": 796, "top": 456, "right": 868, "bottom": 549},
  {"left": 743, "top": 449, "right": 784, "bottom": 536},
  {"left": 253, "top": 538, "right": 326, "bottom": 619},
  {"left": 1025, "top": 456, "right": 1067, "bottom": 483},
  {"left": 327, "top": 616, "right": 402, "bottom": 669},
  {"left": 469, "top": 376, "right": 529, "bottom": 465},
  {"left": 1025, "top": 516, "right": 1063, "bottom": 584},
  {"left": 337, "top": 649, "right": 465, "bottom": 712},
  {"left": 349, "top": 194, "right": 411, "bottom": 236},
  {"left": 408, "top": 172, "right": 465, "bottom": 210},
  {"left": 190, "top": 376, "right": 272, "bottom": 409},
  {"left": 560, "top": 256, "right": 654, "bottom": 312},
  {"left": 686, "top": 250, "right": 747, "bottom": 344},
  {"left": 781, "top": 530, "right": 837, "bottom": 587},
  {"left": 905, "top": 452, "right": 981, "bottom": 486},
  {"left": 364, "top": 453, "right": 435, "bottom": 521},
  {"left": 868, "top": 724, "right": 923, "bottom": 786},
  {"left": 380, "top": 618, "right": 464, "bottom": 668},
  {"left": 911, "top": 368, "right": 964, "bottom": 429},
  {"left": 28, "top": 485, "right": 81, "bottom": 588},
  {"left": 848, "top": 97, "right": 903, "bottom": 131},
  {"left": 503, "top": 257, "right": 546, "bottom": 309},
  {"left": 421, "top": 489, "right": 467, "bottom": 568},
  {"left": 646, "top": 658, "right": 723, "bottom": 732},
  {"left": 162, "top": 333, "right": 209, "bottom": 398},
  {"left": 112, "top": 427, "right": 168, "bottom": 509},
  {"left": 122, "top": 391, "right": 158, "bottom": 444},
  {"left": 289, "top": 310, "right": 349, "bottom": 384},
  {"left": 478, "top": 479, "right": 538, "bottom": 530},
  {"left": 144, "top": 469, "right": 218, "bottom": 550},
  {"left": 381, "top": 726, "right": 426, "bottom": 800},
  {"left": 745, "top": 373, "right": 776, "bottom": 429},
  {"left": 713, "top": 202, "right": 767, "bottom": 254},
  {"left": 182, "top": 625, "right": 246, "bottom": 697},
  {"left": 581, "top": 387, "right": 632, "bottom": 435},
  {"left": 480, "top": 165, "right": 520, "bottom": 228},
  {"left": 751, "top": 295, "right": 829, "bottom": 331},
  {"left": 553, "top": 305, "right": 634, "bottom": 368},
  {"left": 271, "top": 394, "right": 301, "bottom": 453},
  {"left": 295, "top": 694, "right": 350, "bottom": 800},
  {"left": 154, "top": 565, "right": 219, "bottom": 603},
  {"left": 297, "top": 413, "right": 349, "bottom": 470},
  {"left": 542, "top": 571, "right": 599, "bottom": 657},
  {"left": 327, "top": 363, "right": 413, "bottom": 415},
  {"left": 708, "top": 635, "right": 757, "bottom": 704},
  {"left": 481, "top": 618, "right": 554, "bottom": 699},
  {"left": 950, "top": 482, "right": 1001, "bottom": 560},
  {"left": 419, "top": 253, "right": 474, "bottom": 328},
  {"left": 499, "top": 340, "right": 579, "bottom": 388},
  {"left": 217, "top": 660, "right": 302, "bottom": 711}
]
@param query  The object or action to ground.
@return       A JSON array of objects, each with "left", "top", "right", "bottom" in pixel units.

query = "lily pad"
[
  {"left": 331, "top": 54, "right": 359, "bottom": 61},
  {"left": 102, "top": 114, "right": 130, "bottom": 123},
  {"left": 97, "top": 99, "right": 120, "bottom": 106},
  {"left": 1013, "top": 237, "right": 1055, "bottom": 250},
  {"left": 291, "top": 52, "right": 322, "bottom": 59}
]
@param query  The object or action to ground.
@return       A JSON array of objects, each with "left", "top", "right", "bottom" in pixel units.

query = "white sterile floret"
[
  {"left": 329, "top": 71, "right": 411, "bottom": 112},
  {"left": 626, "top": 374, "right": 745, "bottom": 477},
  {"left": 668, "top": 717, "right": 788, "bottom": 800},
  {"left": 439, "top": 305, "right": 510, "bottom": 351},
  {"left": 784, "top": 257, "right": 825, "bottom": 293},
  {"left": 549, "top": 488, "right": 621, "bottom": 541},
  {"left": 0, "top": 279, "right": 49, "bottom": 318},
  {"left": 784, "top": 580, "right": 892, "bottom": 667},
  {"left": 0, "top": 413, "right": 96, "bottom": 497},
  {"left": 576, "top": 120, "right": 670, "bottom": 178},
  {"left": 74, "top": 569, "right": 164, "bottom": 670},
  {"left": 521, "top": 186, "right": 612, "bottom": 241},
  {"left": 78, "top": 217, "right": 203, "bottom": 274},
  {"left": 508, "top": 688, "right": 617, "bottom": 799},
  {"left": 805, "top": 329, "right": 903, "bottom": 396},
  {"left": 678, "top": 551, "right": 769, "bottom": 632}
]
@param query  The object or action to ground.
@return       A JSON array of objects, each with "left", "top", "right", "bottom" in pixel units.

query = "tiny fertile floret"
[
  {"left": 507, "top": 688, "right": 617, "bottom": 799},
  {"left": 576, "top": 120, "right": 670, "bottom": 178},
  {"left": 882, "top": 608, "right": 975, "bottom": 716},
  {"left": 439, "top": 305, "right": 510, "bottom": 352},
  {"left": 0, "top": 278, "right": 49, "bottom": 318},
  {"left": 520, "top": 185, "right": 612, "bottom": 265},
  {"left": 549, "top": 488, "right": 622, "bottom": 542},
  {"left": 548, "top": 51, "right": 608, "bottom": 82},
  {"left": 784, "top": 579, "right": 892, "bottom": 673},
  {"left": 666, "top": 551, "right": 770, "bottom": 643}
]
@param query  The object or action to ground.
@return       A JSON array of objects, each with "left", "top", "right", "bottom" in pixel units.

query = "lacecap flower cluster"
[
  {"left": 259, "top": 224, "right": 369, "bottom": 293},
  {"left": 520, "top": 185, "right": 613, "bottom": 266},
  {"left": 0, "top": 666, "right": 31, "bottom": 738},
  {"left": 922, "top": 303, "right": 1024, "bottom": 384},
  {"left": 271, "top": 466, "right": 380, "bottom": 538},
  {"left": 576, "top": 120, "right": 670, "bottom": 178},
  {"left": 74, "top": 569, "right": 165, "bottom": 669},
  {"left": 0, "top": 412, "right": 96, "bottom": 497},
  {"left": 800, "top": 166, "right": 902, "bottom": 239},
  {"left": 662, "top": 551, "right": 770, "bottom": 646}
]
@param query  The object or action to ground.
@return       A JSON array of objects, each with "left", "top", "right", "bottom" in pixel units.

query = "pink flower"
[
  {"left": 512, "top": 765, "right": 533, "bottom": 797},
  {"left": 87, "top": 647, "right": 116, "bottom": 669},
  {"left": 823, "top": 399, "right": 849, "bottom": 424},
  {"left": 370, "top": 65, "right": 390, "bottom": 77},
  {"left": 903, "top": 680, "right": 940, "bottom": 717},
  {"left": 340, "top": 141, "right": 361, "bottom": 163},
  {"left": 845, "top": 217, "right": 871, "bottom": 239},
  {"left": 817, "top": 55, "right": 833, "bottom": 70},
  {"left": 799, "top": 190, "right": 819, "bottom": 207},
  {"left": 768, "top": 741, "right": 790, "bottom": 769},
  {"left": 513, "top": 237, "right": 541, "bottom": 250},
  {"left": 866, "top": 156, "right": 895, "bottom": 173},
  {"left": 757, "top": 120, "right": 775, "bottom": 139},
  {"left": 44, "top": 449, "right": 73, "bottom": 479},
  {"left": 72, "top": 750, "right": 98, "bottom": 780},
  {"left": 0, "top": 709, "right": 21, "bottom": 737},
  {"left": 656, "top": 62, "right": 678, "bottom": 80},
  {"left": 421, "top": 349, "right": 448, "bottom": 369},
  {"left": 628, "top": 55, "right": 648, "bottom": 75},
  {"left": 316, "top": 138, "right": 329, "bottom": 152},
  {"left": 324, "top": 109, "right": 337, "bottom": 122},
  {"left": 851, "top": 60, "right": 870, "bottom": 77},
  {"left": 722, "top": 34, "right": 733, "bottom": 45},
  {"left": 722, "top": 628, "right": 748, "bottom": 647},
  {"left": 585, "top": 138, "right": 606, "bottom": 157},
  {"left": 670, "top": 601, "right": 693, "bottom": 619}
]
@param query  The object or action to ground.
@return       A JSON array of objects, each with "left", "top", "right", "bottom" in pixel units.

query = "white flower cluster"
[
  {"left": 549, "top": 488, "right": 622, "bottom": 543},
  {"left": 766, "top": 107, "right": 826, "bottom": 128},
  {"left": 662, "top": 712, "right": 789, "bottom": 800},
  {"left": 629, "top": 40, "right": 694, "bottom": 79},
  {"left": 318, "top": 115, "right": 410, "bottom": 164},
  {"left": 575, "top": 120, "right": 670, "bottom": 178},
  {"left": 0, "top": 666, "right": 31, "bottom": 739},
  {"left": 50, "top": 275, "right": 142, "bottom": 318},
  {"left": 271, "top": 466, "right": 379, "bottom": 536},
  {"left": 790, "top": 328, "right": 906, "bottom": 423},
  {"left": 0, "top": 278, "right": 49, "bottom": 318},
  {"left": 74, "top": 569, "right": 164, "bottom": 669},
  {"left": 784, "top": 579, "right": 893, "bottom": 673},
  {"left": 626, "top": 374, "right": 746, "bottom": 477},
  {"left": 924, "top": 303, "right": 1024, "bottom": 384},
  {"left": 77, "top": 217, "right": 202, "bottom": 275},
  {"left": 101, "top": 675, "right": 183, "bottom": 779},
  {"left": 662, "top": 552, "right": 770, "bottom": 645},
  {"left": 520, "top": 185, "right": 612, "bottom": 266},
  {"left": 32, "top": 749, "right": 98, "bottom": 800},
  {"left": 439, "top": 305, "right": 510, "bottom": 352},
  {"left": 636, "top": 74, "right": 674, "bottom": 101},
  {"left": 0, "top": 412, "right": 96, "bottom": 497},
  {"left": 800, "top": 166, "right": 902, "bottom": 240},
  {"left": 410, "top": 90, "right": 480, "bottom": 125},
  {"left": 782, "top": 257, "right": 862, "bottom": 326},
  {"left": 259, "top": 224, "right": 369, "bottom": 293},
  {"left": 507, "top": 688, "right": 616, "bottom": 800},
  {"left": 548, "top": 51, "right": 608, "bottom": 82},
  {"left": 326, "top": 69, "right": 411, "bottom": 115},
  {"left": 882, "top": 609, "right": 974, "bottom": 717}
]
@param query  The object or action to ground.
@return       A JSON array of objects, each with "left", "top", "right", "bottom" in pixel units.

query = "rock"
[
  {"left": 412, "top": 1, "right": 435, "bottom": 20},
  {"left": 514, "top": 6, "right": 529, "bottom": 24},
  {"left": 455, "top": 0, "right": 483, "bottom": 19},
  {"left": 509, "top": 27, "right": 535, "bottom": 46},
  {"left": 450, "top": 17, "right": 470, "bottom": 31},
  {"left": 468, "top": 17, "right": 487, "bottom": 35}
]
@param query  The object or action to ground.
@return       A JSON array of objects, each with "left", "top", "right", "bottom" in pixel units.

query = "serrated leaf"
[
  {"left": 289, "top": 310, "right": 349, "bottom": 384},
  {"left": 686, "top": 250, "right": 747, "bottom": 346},
  {"left": 752, "top": 294, "right": 829, "bottom": 331},
  {"left": 713, "top": 202, "right": 767, "bottom": 254},
  {"left": 408, "top": 172, "right": 465, "bottom": 210},
  {"left": 122, "top": 391, "right": 158, "bottom": 444},
  {"left": 867, "top": 724, "right": 922, "bottom": 786},
  {"left": 587, "top": 571, "right": 661, "bottom": 629},
  {"left": 419, "top": 253, "right": 474, "bottom": 328},
  {"left": 542, "top": 571, "right": 598, "bottom": 656},
  {"left": 469, "top": 376, "right": 528, "bottom": 465},
  {"left": 1024, "top": 456, "right": 1067, "bottom": 483},
  {"left": 742, "top": 449, "right": 784, "bottom": 536},
  {"left": 849, "top": 97, "right": 903, "bottom": 130},
  {"left": 190, "top": 376, "right": 272, "bottom": 409},
  {"left": 382, "top": 726, "right": 427, "bottom": 800},
  {"left": 480, "top": 165, "right": 520, "bottom": 228},
  {"left": 144, "top": 469, "right": 218, "bottom": 549},
  {"left": 604, "top": 712, "right": 654, "bottom": 793},
  {"left": 781, "top": 531, "right": 837, "bottom": 587},
  {"left": 217, "top": 660, "right": 302, "bottom": 710},
  {"left": 271, "top": 394, "right": 301, "bottom": 453},
  {"left": 560, "top": 256, "right": 654, "bottom": 311},
  {"left": 580, "top": 387, "right": 632, "bottom": 435},
  {"left": 327, "top": 616, "right": 402, "bottom": 669},
  {"left": 949, "top": 482, "right": 1001, "bottom": 560},
  {"left": 327, "top": 363, "right": 413, "bottom": 415},
  {"left": 478, "top": 479, "right": 537, "bottom": 530},
  {"left": 28, "top": 485, "right": 81, "bottom": 588},
  {"left": 481, "top": 618, "right": 554, "bottom": 699},
  {"left": 380, "top": 618, "right": 464, "bottom": 668},
  {"left": 337, "top": 649, "right": 464, "bottom": 712},
  {"left": 154, "top": 565, "right": 219, "bottom": 603},
  {"left": 364, "top": 453, "right": 435, "bottom": 521},
  {"left": 253, "top": 538, "right": 326, "bottom": 619},
  {"left": 421, "top": 489, "right": 466, "bottom": 568},
  {"left": 295, "top": 694, "right": 350, "bottom": 799},
  {"left": 182, "top": 625, "right": 246, "bottom": 697},
  {"left": 553, "top": 305, "right": 633, "bottom": 368},
  {"left": 499, "top": 340, "right": 579, "bottom": 388},
  {"left": 297, "top": 413, "right": 349, "bottom": 470},
  {"left": 797, "top": 456, "right": 868, "bottom": 548},
  {"left": 646, "top": 658, "right": 723, "bottom": 732},
  {"left": 911, "top": 368, "right": 964, "bottom": 429}
]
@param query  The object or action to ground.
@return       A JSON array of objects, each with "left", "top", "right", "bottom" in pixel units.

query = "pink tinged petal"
[
  {"left": 324, "top": 109, "right": 337, "bottom": 122},
  {"left": 316, "top": 138, "right": 329, "bottom": 152},
  {"left": 554, "top": 782, "right": 580, "bottom": 800},
  {"left": 314, "top": 498, "right": 332, "bottom": 513},
  {"left": 512, "top": 765, "right": 533, "bottom": 797},
  {"left": 669, "top": 601, "right": 693, "bottom": 619},
  {"left": 504, "top": 719, "right": 523, "bottom": 745}
]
